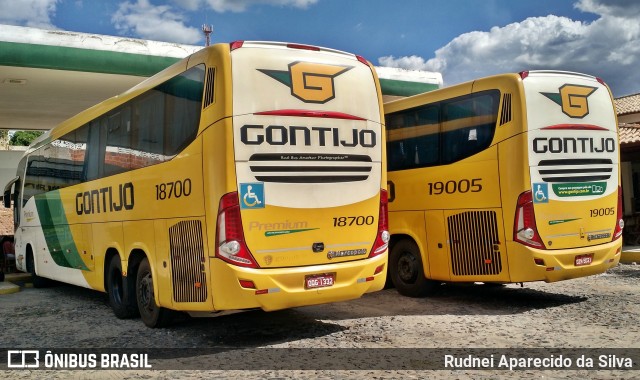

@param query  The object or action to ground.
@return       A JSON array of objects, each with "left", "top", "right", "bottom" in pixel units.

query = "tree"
[{"left": 9, "top": 130, "right": 44, "bottom": 146}]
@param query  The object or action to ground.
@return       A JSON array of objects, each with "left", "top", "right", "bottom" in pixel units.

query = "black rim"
[
  {"left": 110, "top": 267, "right": 124, "bottom": 305},
  {"left": 397, "top": 251, "right": 418, "bottom": 284},
  {"left": 138, "top": 269, "right": 155, "bottom": 316}
]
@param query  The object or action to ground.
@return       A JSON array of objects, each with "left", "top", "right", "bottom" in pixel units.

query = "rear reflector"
[
  {"left": 356, "top": 55, "right": 370, "bottom": 66},
  {"left": 255, "top": 109, "right": 365, "bottom": 121},
  {"left": 230, "top": 41, "right": 244, "bottom": 50},
  {"left": 541, "top": 124, "right": 608, "bottom": 131},
  {"left": 286, "top": 43, "right": 320, "bottom": 51},
  {"left": 239, "top": 279, "right": 256, "bottom": 289}
]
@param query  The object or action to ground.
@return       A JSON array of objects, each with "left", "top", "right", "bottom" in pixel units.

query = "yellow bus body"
[
  {"left": 6, "top": 42, "right": 388, "bottom": 326},
  {"left": 385, "top": 71, "right": 622, "bottom": 296}
]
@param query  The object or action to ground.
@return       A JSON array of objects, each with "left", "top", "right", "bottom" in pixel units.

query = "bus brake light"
[
  {"left": 613, "top": 185, "right": 624, "bottom": 241},
  {"left": 230, "top": 41, "right": 244, "bottom": 50},
  {"left": 513, "top": 190, "right": 545, "bottom": 249},
  {"left": 286, "top": 43, "right": 320, "bottom": 51},
  {"left": 370, "top": 189, "right": 390, "bottom": 257},
  {"left": 216, "top": 192, "right": 259, "bottom": 268}
]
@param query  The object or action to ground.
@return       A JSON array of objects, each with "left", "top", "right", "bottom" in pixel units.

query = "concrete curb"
[
  {"left": 0, "top": 280, "right": 19, "bottom": 294},
  {"left": 0, "top": 272, "right": 32, "bottom": 295}
]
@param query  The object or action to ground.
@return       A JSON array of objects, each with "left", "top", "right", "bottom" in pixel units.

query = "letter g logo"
[
  {"left": 259, "top": 62, "right": 353, "bottom": 104},
  {"left": 541, "top": 84, "right": 597, "bottom": 119}
]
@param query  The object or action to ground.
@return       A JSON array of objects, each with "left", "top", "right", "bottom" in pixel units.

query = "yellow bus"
[
  {"left": 2, "top": 41, "right": 389, "bottom": 327},
  {"left": 384, "top": 70, "right": 622, "bottom": 296}
]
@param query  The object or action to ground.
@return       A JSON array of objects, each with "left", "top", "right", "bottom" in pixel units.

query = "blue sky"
[{"left": 2, "top": 0, "right": 640, "bottom": 97}]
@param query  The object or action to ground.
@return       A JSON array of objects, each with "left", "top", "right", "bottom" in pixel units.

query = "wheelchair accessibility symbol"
[
  {"left": 533, "top": 183, "right": 549, "bottom": 204},
  {"left": 240, "top": 183, "right": 265, "bottom": 209}
]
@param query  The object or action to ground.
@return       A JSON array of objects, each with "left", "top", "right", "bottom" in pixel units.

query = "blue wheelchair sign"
[
  {"left": 240, "top": 183, "right": 265, "bottom": 209},
  {"left": 533, "top": 183, "right": 549, "bottom": 204}
]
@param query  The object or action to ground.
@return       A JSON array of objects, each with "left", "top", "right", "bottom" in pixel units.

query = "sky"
[{"left": 1, "top": 0, "right": 640, "bottom": 97}]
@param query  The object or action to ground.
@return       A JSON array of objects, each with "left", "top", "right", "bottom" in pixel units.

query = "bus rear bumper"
[
  {"left": 209, "top": 253, "right": 387, "bottom": 312},
  {"left": 506, "top": 239, "right": 622, "bottom": 283}
]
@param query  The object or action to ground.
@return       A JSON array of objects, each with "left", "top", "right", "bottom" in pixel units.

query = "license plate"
[
  {"left": 305, "top": 273, "right": 335, "bottom": 289},
  {"left": 575, "top": 254, "right": 593, "bottom": 266}
]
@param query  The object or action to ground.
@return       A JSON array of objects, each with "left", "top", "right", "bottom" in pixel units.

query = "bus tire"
[
  {"left": 26, "top": 247, "right": 50, "bottom": 288},
  {"left": 106, "top": 255, "right": 139, "bottom": 319},
  {"left": 136, "top": 257, "right": 173, "bottom": 328},
  {"left": 389, "top": 239, "right": 433, "bottom": 297}
]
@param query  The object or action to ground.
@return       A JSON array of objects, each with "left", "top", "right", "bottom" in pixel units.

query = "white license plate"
[
  {"left": 305, "top": 273, "right": 335, "bottom": 289},
  {"left": 575, "top": 254, "right": 593, "bottom": 266}
]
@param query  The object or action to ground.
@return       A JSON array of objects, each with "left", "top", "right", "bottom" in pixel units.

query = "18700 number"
[
  {"left": 333, "top": 216, "right": 375, "bottom": 227},
  {"left": 156, "top": 178, "right": 192, "bottom": 200}
]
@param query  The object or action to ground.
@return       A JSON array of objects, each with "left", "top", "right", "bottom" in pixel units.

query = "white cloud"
[
  {"left": 203, "top": 0, "right": 318, "bottom": 13},
  {"left": 0, "top": 0, "right": 58, "bottom": 29},
  {"left": 379, "top": 0, "right": 640, "bottom": 96},
  {"left": 379, "top": 55, "right": 428, "bottom": 71},
  {"left": 112, "top": 0, "right": 202, "bottom": 44},
  {"left": 170, "top": 0, "right": 318, "bottom": 12}
]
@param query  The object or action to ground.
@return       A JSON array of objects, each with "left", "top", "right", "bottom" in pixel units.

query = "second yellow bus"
[{"left": 385, "top": 70, "right": 622, "bottom": 296}]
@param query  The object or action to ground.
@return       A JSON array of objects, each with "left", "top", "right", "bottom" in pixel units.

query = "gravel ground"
[{"left": 1, "top": 263, "right": 640, "bottom": 379}]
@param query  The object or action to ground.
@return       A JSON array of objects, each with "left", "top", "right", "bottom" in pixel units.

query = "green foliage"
[{"left": 9, "top": 131, "right": 44, "bottom": 146}]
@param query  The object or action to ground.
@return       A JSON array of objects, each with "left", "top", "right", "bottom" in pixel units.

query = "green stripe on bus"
[{"left": 35, "top": 191, "right": 89, "bottom": 271}]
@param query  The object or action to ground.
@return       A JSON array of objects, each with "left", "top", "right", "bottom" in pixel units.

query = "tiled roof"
[
  {"left": 620, "top": 124, "right": 640, "bottom": 145},
  {"left": 615, "top": 93, "right": 640, "bottom": 115}
]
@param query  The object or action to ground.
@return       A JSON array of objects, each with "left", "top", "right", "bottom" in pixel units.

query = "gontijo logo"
[
  {"left": 541, "top": 84, "right": 597, "bottom": 119},
  {"left": 259, "top": 62, "right": 353, "bottom": 104}
]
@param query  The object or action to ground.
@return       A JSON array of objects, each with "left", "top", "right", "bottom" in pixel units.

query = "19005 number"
[
  {"left": 590, "top": 207, "right": 614, "bottom": 217},
  {"left": 156, "top": 178, "right": 192, "bottom": 200},
  {"left": 333, "top": 216, "right": 375, "bottom": 227},
  {"left": 427, "top": 178, "right": 482, "bottom": 195}
]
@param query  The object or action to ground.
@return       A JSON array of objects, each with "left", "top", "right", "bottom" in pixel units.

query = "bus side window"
[
  {"left": 441, "top": 92, "right": 499, "bottom": 164},
  {"left": 414, "top": 106, "right": 439, "bottom": 167}
]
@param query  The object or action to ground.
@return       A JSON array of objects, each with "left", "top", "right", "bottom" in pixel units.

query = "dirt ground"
[{"left": 1, "top": 263, "right": 639, "bottom": 379}]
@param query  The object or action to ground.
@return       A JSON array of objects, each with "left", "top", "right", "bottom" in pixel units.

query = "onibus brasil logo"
[
  {"left": 259, "top": 62, "right": 353, "bottom": 104},
  {"left": 541, "top": 84, "right": 598, "bottom": 119}
]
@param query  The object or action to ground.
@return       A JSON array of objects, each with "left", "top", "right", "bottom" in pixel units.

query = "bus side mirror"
[{"left": 3, "top": 176, "right": 19, "bottom": 209}]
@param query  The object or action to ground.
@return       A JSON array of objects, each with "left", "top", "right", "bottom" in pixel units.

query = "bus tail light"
[
  {"left": 230, "top": 41, "right": 244, "bottom": 50},
  {"left": 216, "top": 192, "right": 259, "bottom": 268},
  {"left": 370, "top": 189, "right": 390, "bottom": 257},
  {"left": 613, "top": 185, "right": 624, "bottom": 241},
  {"left": 286, "top": 43, "right": 320, "bottom": 51},
  {"left": 513, "top": 190, "right": 545, "bottom": 249}
]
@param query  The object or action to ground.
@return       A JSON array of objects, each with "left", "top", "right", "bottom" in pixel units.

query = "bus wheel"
[
  {"left": 106, "top": 256, "right": 139, "bottom": 319},
  {"left": 136, "top": 257, "right": 173, "bottom": 328},
  {"left": 26, "top": 248, "right": 50, "bottom": 288},
  {"left": 389, "top": 240, "right": 433, "bottom": 297}
]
